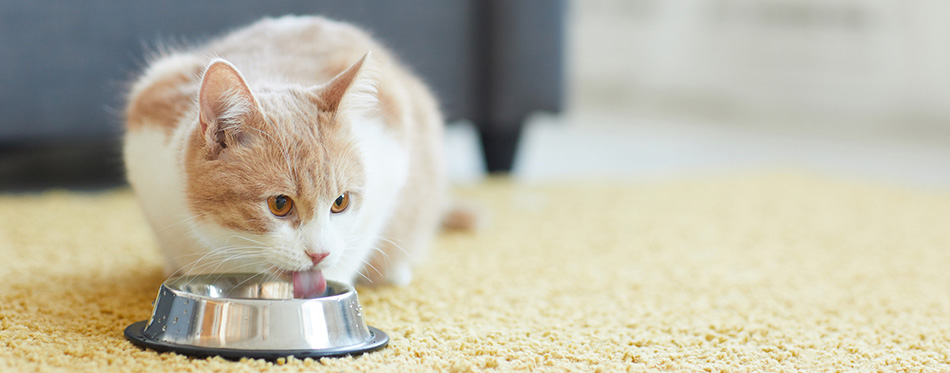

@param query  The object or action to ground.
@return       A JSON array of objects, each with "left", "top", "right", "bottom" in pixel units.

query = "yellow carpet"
[{"left": 2, "top": 173, "right": 950, "bottom": 372}]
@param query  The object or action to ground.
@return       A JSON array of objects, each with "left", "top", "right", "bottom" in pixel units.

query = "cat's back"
[
  {"left": 208, "top": 15, "right": 434, "bottom": 137},
  {"left": 125, "top": 16, "right": 353, "bottom": 133},
  {"left": 125, "top": 15, "right": 429, "bottom": 135},
  {"left": 207, "top": 16, "right": 384, "bottom": 85}
]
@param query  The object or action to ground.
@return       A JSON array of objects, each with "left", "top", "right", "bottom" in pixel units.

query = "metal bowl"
[{"left": 124, "top": 273, "right": 388, "bottom": 360}]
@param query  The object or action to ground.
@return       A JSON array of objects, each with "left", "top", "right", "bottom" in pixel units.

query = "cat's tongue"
[{"left": 292, "top": 269, "right": 327, "bottom": 299}]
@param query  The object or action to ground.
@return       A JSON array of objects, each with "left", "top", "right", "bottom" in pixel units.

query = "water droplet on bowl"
[
  {"left": 173, "top": 317, "right": 178, "bottom": 324},
  {"left": 162, "top": 325, "right": 167, "bottom": 332},
  {"left": 184, "top": 299, "right": 188, "bottom": 305}
]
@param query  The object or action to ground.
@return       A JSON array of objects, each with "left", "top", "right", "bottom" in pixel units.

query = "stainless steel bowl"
[{"left": 124, "top": 273, "right": 388, "bottom": 360}]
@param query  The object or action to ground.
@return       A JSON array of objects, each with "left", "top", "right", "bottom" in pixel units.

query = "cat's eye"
[
  {"left": 267, "top": 195, "right": 294, "bottom": 217},
  {"left": 331, "top": 192, "right": 350, "bottom": 213}
]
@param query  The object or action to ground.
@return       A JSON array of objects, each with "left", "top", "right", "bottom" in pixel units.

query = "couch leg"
[{"left": 478, "top": 126, "right": 523, "bottom": 174}]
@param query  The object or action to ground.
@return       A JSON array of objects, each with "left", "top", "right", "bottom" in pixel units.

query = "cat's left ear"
[
  {"left": 310, "top": 52, "right": 378, "bottom": 121},
  {"left": 198, "top": 59, "right": 263, "bottom": 153}
]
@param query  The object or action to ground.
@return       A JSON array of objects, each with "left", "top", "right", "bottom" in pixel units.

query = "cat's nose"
[{"left": 307, "top": 252, "right": 329, "bottom": 265}]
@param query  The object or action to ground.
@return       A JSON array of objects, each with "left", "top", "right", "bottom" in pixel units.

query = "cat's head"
[{"left": 180, "top": 54, "right": 378, "bottom": 292}]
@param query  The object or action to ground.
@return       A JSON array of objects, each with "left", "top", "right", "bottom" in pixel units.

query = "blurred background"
[
  {"left": 2, "top": 0, "right": 949, "bottom": 191},
  {"left": 484, "top": 0, "right": 950, "bottom": 187}
]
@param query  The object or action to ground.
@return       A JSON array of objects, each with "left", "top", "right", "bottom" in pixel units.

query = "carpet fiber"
[{"left": 2, "top": 173, "right": 950, "bottom": 372}]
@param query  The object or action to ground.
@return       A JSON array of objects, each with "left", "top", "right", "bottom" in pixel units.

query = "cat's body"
[{"left": 123, "top": 16, "right": 446, "bottom": 295}]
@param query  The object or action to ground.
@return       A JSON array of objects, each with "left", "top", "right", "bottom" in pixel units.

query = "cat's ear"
[
  {"left": 310, "top": 52, "right": 378, "bottom": 121},
  {"left": 198, "top": 59, "right": 261, "bottom": 151}
]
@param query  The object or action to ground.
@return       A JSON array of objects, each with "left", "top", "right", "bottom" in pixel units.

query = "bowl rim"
[{"left": 161, "top": 272, "right": 352, "bottom": 303}]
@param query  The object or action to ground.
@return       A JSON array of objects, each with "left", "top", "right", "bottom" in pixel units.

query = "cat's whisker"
[
  {"left": 184, "top": 258, "right": 231, "bottom": 277},
  {"left": 335, "top": 255, "right": 373, "bottom": 284},
  {"left": 205, "top": 259, "right": 273, "bottom": 282},
  {"left": 367, "top": 246, "right": 393, "bottom": 266},
  {"left": 356, "top": 261, "right": 381, "bottom": 284},
  {"left": 209, "top": 253, "right": 272, "bottom": 269},
  {"left": 168, "top": 267, "right": 191, "bottom": 281},
  {"left": 206, "top": 253, "right": 272, "bottom": 264},
  {"left": 355, "top": 270, "right": 372, "bottom": 284},
  {"left": 225, "top": 262, "right": 282, "bottom": 289},
  {"left": 159, "top": 212, "right": 207, "bottom": 232},
  {"left": 224, "top": 234, "right": 270, "bottom": 247},
  {"left": 261, "top": 264, "right": 286, "bottom": 281},
  {"left": 179, "top": 249, "right": 232, "bottom": 277},
  {"left": 377, "top": 235, "right": 412, "bottom": 260},
  {"left": 347, "top": 262, "right": 374, "bottom": 284},
  {"left": 361, "top": 260, "right": 384, "bottom": 278},
  {"left": 175, "top": 245, "right": 271, "bottom": 277},
  {"left": 171, "top": 245, "right": 266, "bottom": 265},
  {"left": 198, "top": 245, "right": 270, "bottom": 254},
  {"left": 369, "top": 245, "right": 390, "bottom": 259},
  {"left": 221, "top": 244, "right": 269, "bottom": 254}
]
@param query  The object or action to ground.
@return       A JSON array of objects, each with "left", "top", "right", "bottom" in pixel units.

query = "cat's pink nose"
[{"left": 307, "top": 252, "right": 329, "bottom": 265}]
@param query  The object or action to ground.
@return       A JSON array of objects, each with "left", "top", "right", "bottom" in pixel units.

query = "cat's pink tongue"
[{"left": 292, "top": 269, "right": 327, "bottom": 299}]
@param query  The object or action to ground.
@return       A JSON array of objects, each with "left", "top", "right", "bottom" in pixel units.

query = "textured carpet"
[{"left": 2, "top": 173, "right": 950, "bottom": 372}]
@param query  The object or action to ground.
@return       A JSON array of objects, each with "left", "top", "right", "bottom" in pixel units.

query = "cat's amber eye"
[
  {"left": 331, "top": 192, "right": 350, "bottom": 213},
  {"left": 267, "top": 195, "right": 294, "bottom": 217}
]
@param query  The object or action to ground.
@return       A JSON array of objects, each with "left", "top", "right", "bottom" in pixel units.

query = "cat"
[{"left": 123, "top": 15, "right": 453, "bottom": 298}]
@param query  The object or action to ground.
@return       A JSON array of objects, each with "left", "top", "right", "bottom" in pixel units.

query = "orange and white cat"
[{"left": 123, "top": 16, "right": 447, "bottom": 297}]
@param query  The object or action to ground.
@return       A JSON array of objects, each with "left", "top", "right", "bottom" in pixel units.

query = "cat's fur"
[{"left": 123, "top": 16, "right": 446, "bottom": 289}]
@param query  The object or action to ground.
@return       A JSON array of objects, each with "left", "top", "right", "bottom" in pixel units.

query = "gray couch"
[{"left": 0, "top": 1, "right": 565, "bottom": 189}]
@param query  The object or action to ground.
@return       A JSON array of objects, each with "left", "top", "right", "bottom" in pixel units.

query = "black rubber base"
[{"left": 124, "top": 321, "right": 389, "bottom": 361}]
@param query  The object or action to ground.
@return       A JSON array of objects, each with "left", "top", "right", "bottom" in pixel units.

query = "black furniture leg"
[
  {"left": 474, "top": 0, "right": 564, "bottom": 174},
  {"left": 478, "top": 125, "right": 523, "bottom": 174}
]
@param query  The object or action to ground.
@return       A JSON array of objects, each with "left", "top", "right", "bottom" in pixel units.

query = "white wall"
[{"left": 571, "top": 0, "right": 950, "bottom": 138}]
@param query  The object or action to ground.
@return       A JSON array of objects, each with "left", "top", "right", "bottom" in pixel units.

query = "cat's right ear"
[
  {"left": 310, "top": 52, "right": 378, "bottom": 123},
  {"left": 197, "top": 59, "right": 261, "bottom": 153}
]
